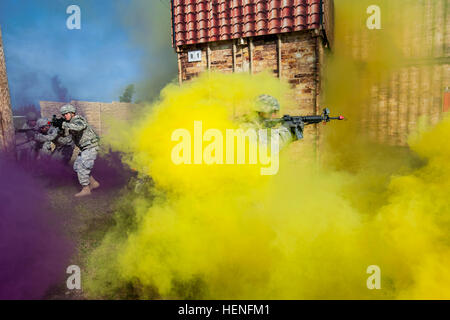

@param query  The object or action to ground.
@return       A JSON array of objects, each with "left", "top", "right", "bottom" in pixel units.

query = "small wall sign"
[{"left": 188, "top": 50, "right": 202, "bottom": 62}]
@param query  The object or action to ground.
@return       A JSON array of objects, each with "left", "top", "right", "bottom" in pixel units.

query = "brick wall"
[
  {"left": 362, "top": 63, "right": 449, "bottom": 146},
  {"left": 40, "top": 100, "right": 137, "bottom": 137},
  {"left": 177, "top": 1, "right": 449, "bottom": 148},
  {"left": 178, "top": 31, "right": 321, "bottom": 114},
  {"left": 0, "top": 26, "right": 15, "bottom": 154},
  {"left": 177, "top": 30, "right": 325, "bottom": 154},
  {"left": 344, "top": 0, "right": 449, "bottom": 146}
]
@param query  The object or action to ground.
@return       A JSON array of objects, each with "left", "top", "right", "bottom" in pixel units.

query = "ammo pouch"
[{"left": 80, "top": 138, "right": 99, "bottom": 151}]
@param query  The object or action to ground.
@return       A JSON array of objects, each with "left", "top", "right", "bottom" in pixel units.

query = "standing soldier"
[
  {"left": 60, "top": 104, "right": 100, "bottom": 197},
  {"left": 243, "top": 94, "right": 293, "bottom": 148}
]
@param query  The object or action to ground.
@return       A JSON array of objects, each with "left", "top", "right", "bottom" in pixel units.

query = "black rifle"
[
  {"left": 265, "top": 108, "right": 345, "bottom": 140},
  {"left": 51, "top": 114, "right": 66, "bottom": 129},
  {"left": 15, "top": 128, "right": 38, "bottom": 133}
]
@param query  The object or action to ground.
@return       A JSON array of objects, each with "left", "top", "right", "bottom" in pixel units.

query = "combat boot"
[
  {"left": 89, "top": 176, "right": 100, "bottom": 190},
  {"left": 75, "top": 186, "right": 91, "bottom": 197}
]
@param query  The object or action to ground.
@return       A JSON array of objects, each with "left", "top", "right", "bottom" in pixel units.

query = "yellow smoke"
[
  {"left": 84, "top": 0, "right": 450, "bottom": 299},
  {"left": 86, "top": 72, "right": 450, "bottom": 299}
]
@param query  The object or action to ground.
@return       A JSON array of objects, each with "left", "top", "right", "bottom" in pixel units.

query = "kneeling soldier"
[
  {"left": 52, "top": 129, "right": 75, "bottom": 164},
  {"left": 17, "top": 112, "right": 39, "bottom": 162},
  {"left": 60, "top": 104, "right": 100, "bottom": 197},
  {"left": 34, "top": 118, "right": 58, "bottom": 158}
]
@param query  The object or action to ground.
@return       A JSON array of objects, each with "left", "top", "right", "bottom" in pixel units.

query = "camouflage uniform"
[
  {"left": 35, "top": 127, "right": 58, "bottom": 157},
  {"left": 261, "top": 125, "right": 293, "bottom": 150},
  {"left": 62, "top": 114, "right": 99, "bottom": 186},
  {"left": 255, "top": 94, "right": 281, "bottom": 114},
  {"left": 242, "top": 94, "right": 293, "bottom": 150},
  {"left": 33, "top": 118, "right": 59, "bottom": 158},
  {"left": 16, "top": 113, "right": 39, "bottom": 162},
  {"left": 52, "top": 132, "right": 75, "bottom": 164}
]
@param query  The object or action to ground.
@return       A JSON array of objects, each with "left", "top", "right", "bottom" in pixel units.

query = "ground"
[{"left": 36, "top": 154, "right": 132, "bottom": 300}]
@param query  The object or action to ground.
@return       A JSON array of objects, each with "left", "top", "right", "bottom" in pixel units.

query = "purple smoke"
[
  {"left": 36, "top": 151, "right": 132, "bottom": 190},
  {"left": 11, "top": 71, "right": 41, "bottom": 108},
  {"left": 9, "top": 73, "right": 70, "bottom": 109},
  {"left": 13, "top": 104, "right": 40, "bottom": 117},
  {"left": 0, "top": 157, "right": 73, "bottom": 300},
  {"left": 51, "top": 75, "right": 69, "bottom": 102},
  {"left": 91, "top": 151, "right": 132, "bottom": 190},
  {"left": 0, "top": 149, "right": 132, "bottom": 299}
]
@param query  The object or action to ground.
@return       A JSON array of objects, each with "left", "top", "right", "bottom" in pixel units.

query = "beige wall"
[{"left": 40, "top": 100, "right": 137, "bottom": 137}]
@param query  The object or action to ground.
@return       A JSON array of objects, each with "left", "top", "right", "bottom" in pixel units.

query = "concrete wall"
[
  {"left": 40, "top": 100, "right": 137, "bottom": 137},
  {"left": 0, "top": 26, "right": 15, "bottom": 154}
]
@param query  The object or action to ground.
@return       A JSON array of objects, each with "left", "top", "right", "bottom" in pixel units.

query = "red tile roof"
[{"left": 172, "top": 0, "right": 323, "bottom": 47}]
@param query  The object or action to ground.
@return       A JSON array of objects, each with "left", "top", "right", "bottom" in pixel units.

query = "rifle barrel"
[
  {"left": 15, "top": 128, "right": 37, "bottom": 133},
  {"left": 300, "top": 116, "right": 324, "bottom": 122}
]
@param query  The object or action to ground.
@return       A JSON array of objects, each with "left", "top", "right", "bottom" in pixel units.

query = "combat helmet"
[
  {"left": 36, "top": 118, "right": 50, "bottom": 128},
  {"left": 255, "top": 94, "right": 280, "bottom": 113},
  {"left": 60, "top": 104, "right": 76, "bottom": 115},
  {"left": 26, "top": 112, "right": 38, "bottom": 121}
]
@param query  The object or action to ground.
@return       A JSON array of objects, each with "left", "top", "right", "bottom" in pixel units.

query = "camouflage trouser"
[
  {"left": 16, "top": 141, "right": 37, "bottom": 162},
  {"left": 73, "top": 147, "right": 98, "bottom": 186},
  {"left": 38, "top": 141, "right": 54, "bottom": 158}
]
